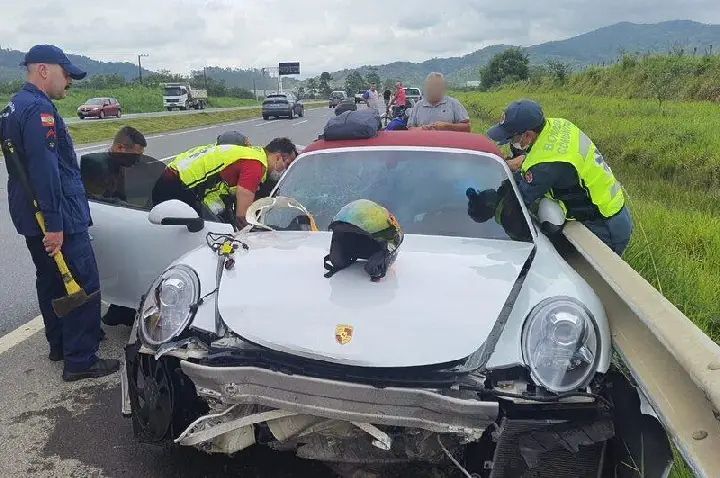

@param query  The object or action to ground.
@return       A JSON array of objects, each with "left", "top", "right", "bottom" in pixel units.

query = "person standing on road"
[
  {"left": 393, "top": 81, "right": 406, "bottom": 110},
  {"left": 80, "top": 126, "right": 148, "bottom": 328},
  {"left": 0, "top": 45, "right": 119, "bottom": 381},
  {"left": 364, "top": 83, "right": 383, "bottom": 116},
  {"left": 485, "top": 99, "right": 633, "bottom": 255},
  {"left": 152, "top": 132, "right": 296, "bottom": 228},
  {"left": 407, "top": 72, "right": 471, "bottom": 132}
]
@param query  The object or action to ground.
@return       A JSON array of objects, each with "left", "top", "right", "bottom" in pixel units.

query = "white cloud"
[{"left": 2, "top": 0, "right": 720, "bottom": 76}]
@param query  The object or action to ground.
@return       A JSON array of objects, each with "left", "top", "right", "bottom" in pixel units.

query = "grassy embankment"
[
  {"left": 0, "top": 85, "right": 261, "bottom": 118},
  {"left": 456, "top": 54, "right": 720, "bottom": 477}
]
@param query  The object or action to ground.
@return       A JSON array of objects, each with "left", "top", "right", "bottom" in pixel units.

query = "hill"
[
  {"left": 328, "top": 20, "right": 720, "bottom": 86},
  {"left": 0, "top": 47, "right": 152, "bottom": 83}
]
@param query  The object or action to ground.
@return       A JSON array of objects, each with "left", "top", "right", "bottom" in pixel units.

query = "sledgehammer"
[{"left": 2, "top": 139, "right": 99, "bottom": 317}]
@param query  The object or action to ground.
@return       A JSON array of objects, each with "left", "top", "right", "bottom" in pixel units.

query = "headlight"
[
  {"left": 139, "top": 265, "right": 199, "bottom": 346},
  {"left": 521, "top": 297, "right": 599, "bottom": 393}
]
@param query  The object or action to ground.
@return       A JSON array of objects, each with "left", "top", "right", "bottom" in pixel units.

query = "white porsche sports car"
[{"left": 83, "top": 130, "right": 672, "bottom": 477}]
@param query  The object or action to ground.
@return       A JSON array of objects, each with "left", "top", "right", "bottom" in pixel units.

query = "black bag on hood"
[{"left": 323, "top": 110, "right": 380, "bottom": 141}]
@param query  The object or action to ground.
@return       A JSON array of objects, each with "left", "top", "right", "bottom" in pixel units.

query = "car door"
[
  {"left": 81, "top": 154, "right": 234, "bottom": 308},
  {"left": 110, "top": 98, "right": 119, "bottom": 116}
]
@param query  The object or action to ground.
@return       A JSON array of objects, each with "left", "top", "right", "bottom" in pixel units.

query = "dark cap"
[
  {"left": 487, "top": 99, "right": 545, "bottom": 145},
  {"left": 216, "top": 130, "right": 250, "bottom": 146},
  {"left": 22, "top": 45, "right": 87, "bottom": 80}
]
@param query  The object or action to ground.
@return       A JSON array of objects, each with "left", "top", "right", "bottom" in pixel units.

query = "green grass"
[
  {"left": 453, "top": 89, "right": 716, "bottom": 477},
  {"left": 0, "top": 86, "right": 261, "bottom": 117}
]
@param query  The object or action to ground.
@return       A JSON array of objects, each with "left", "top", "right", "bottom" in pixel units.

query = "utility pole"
[
  {"left": 203, "top": 67, "right": 209, "bottom": 90},
  {"left": 253, "top": 78, "right": 257, "bottom": 100},
  {"left": 137, "top": 53, "right": 149, "bottom": 85}
]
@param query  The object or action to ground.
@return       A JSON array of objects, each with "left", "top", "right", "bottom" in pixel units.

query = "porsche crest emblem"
[{"left": 335, "top": 325, "right": 354, "bottom": 345}]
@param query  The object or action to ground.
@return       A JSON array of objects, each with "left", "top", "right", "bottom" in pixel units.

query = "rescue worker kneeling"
[{"left": 152, "top": 132, "right": 296, "bottom": 228}]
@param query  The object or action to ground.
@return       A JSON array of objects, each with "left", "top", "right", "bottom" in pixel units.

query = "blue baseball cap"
[
  {"left": 21, "top": 45, "right": 87, "bottom": 80},
  {"left": 487, "top": 99, "right": 545, "bottom": 145}
]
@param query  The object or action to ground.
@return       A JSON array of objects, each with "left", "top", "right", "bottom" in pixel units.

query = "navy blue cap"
[
  {"left": 21, "top": 45, "right": 87, "bottom": 80},
  {"left": 487, "top": 99, "right": 545, "bottom": 145}
]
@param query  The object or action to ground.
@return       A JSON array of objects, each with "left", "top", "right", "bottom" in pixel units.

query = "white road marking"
[
  {"left": 292, "top": 120, "right": 308, "bottom": 126},
  {"left": 0, "top": 315, "right": 44, "bottom": 356},
  {"left": 255, "top": 120, "right": 278, "bottom": 127},
  {"left": 161, "top": 155, "right": 176, "bottom": 163}
]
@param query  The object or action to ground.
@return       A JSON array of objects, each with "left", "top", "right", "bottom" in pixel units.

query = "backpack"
[{"left": 323, "top": 111, "right": 381, "bottom": 141}]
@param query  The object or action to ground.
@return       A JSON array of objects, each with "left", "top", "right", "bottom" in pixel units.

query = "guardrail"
[{"left": 561, "top": 222, "right": 720, "bottom": 477}]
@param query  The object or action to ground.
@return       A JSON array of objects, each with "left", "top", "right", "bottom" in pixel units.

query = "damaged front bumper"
[{"left": 179, "top": 360, "right": 498, "bottom": 434}]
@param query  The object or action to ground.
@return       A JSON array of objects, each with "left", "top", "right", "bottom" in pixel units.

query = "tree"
[
  {"left": 366, "top": 67, "right": 381, "bottom": 87},
  {"left": 306, "top": 77, "right": 318, "bottom": 97},
  {"left": 480, "top": 48, "right": 530, "bottom": 89},
  {"left": 319, "top": 72, "right": 333, "bottom": 97},
  {"left": 546, "top": 60, "right": 572, "bottom": 85},
  {"left": 297, "top": 85, "right": 306, "bottom": 99},
  {"left": 344, "top": 71, "right": 366, "bottom": 95},
  {"left": 383, "top": 78, "right": 395, "bottom": 91}
]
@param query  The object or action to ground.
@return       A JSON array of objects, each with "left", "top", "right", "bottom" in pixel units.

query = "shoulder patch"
[
  {"left": 524, "top": 170, "right": 533, "bottom": 183},
  {"left": 41, "top": 113, "right": 55, "bottom": 127}
]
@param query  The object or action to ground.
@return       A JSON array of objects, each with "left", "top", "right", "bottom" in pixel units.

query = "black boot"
[{"left": 62, "top": 358, "right": 120, "bottom": 382}]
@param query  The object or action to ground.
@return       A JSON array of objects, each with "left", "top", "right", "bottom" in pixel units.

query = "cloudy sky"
[{"left": 3, "top": 0, "right": 720, "bottom": 77}]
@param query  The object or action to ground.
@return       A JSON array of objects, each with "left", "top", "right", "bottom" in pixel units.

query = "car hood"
[{"left": 216, "top": 231, "right": 534, "bottom": 368}]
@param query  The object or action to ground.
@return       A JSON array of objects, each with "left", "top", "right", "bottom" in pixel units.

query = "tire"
[
  {"left": 166, "top": 107, "right": 172, "bottom": 112},
  {"left": 263, "top": 115, "right": 269, "bottom": 120},
  {"left": 117, "top": 109, "right": 121, "bottom": 118},
  {"left": 288, "top": 108, "right": 294, "bottom": 119},
  {"left": 298, "top": 107, "right": 304, "bottom": 118},
  {"left": 99, "top": 110, "right": 105, "bottom": 120}
]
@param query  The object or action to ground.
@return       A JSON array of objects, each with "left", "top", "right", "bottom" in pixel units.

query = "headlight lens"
[
  {"left": 521, "top": 297, "right": 599, "bottom": 393},
  {"left": 139, "top": 265, "right": 199, "bottom": 346}
]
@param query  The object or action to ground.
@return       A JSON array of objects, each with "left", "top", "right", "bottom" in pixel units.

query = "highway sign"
[{"left": 279, "top": 62, "right": 300, "bottom": 75}]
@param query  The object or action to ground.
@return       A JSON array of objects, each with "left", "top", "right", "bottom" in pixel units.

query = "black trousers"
[{"left": 25, "top": 232, "right": 101, "bottom": 372}]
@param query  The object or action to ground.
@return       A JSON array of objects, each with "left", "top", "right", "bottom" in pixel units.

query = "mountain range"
[
  {"left": 328, "top": 20, "right": 720, "bottom": 86},
  {"left": 2, "top": 20, "right": 719, "bottom": 89}
]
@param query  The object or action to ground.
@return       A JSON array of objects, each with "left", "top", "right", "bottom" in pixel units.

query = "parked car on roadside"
[
  {"left": 403, "top": 87, "right": 422, "bottom": 104},
  {"left": 328, "top": 90, "right": 347, "bottom": 108},
  {"left": 262, "top": 92, "right": 304, "bottom": 120},
  {"left": 77, "top": 97, "right": 121, "bottom": 119}
]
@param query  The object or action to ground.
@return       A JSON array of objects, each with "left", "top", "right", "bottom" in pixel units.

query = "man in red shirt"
[
  {"left": 393, "top": 82, "right": 407, "bottom": 108},
  {"left": 152, "top": 132, "right": 297, "bottom": 227}
]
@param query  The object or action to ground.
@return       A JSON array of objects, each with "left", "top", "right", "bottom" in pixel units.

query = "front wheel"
[
  {"left": 298, "top": 108, "right": 304, "bottom": 118},
  {"left": 263, "top": 115, "right": 269, "bottom": 120},
  {"left": 117, "top": 109, "right": 122, "bottom": 118},
  {"left": 99, "top": 110, "right": 105, "bottom": 120}
]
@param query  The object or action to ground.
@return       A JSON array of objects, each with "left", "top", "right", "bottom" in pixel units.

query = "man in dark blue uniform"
[{"left": 0, "top": 45, "right": 119, "bottom": 381}]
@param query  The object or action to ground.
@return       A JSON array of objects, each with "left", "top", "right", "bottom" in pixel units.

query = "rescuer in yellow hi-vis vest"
[
  {"left": 151, "top": 131, "right": 297, "bottom": 228},
  {"left": 484, "top": 99, "right": 633, "bottom": 255}
]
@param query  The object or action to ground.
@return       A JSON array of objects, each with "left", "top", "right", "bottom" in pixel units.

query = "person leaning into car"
[
  {"left": 80, "top": 126, "right": 149, "bottom": 327},
  {"left": 485, "top": 99, "right": 633, "bottom": 255},
  {"left": 0, "top": 45, "right": 119, "bottom": 381},
  {"left": 152, "top": 132, "right": 297, "bottom": 228}
]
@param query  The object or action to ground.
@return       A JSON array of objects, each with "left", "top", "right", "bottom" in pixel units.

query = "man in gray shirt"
[{"left": 407, "top": 72, "right": 471, "bottom": 132}]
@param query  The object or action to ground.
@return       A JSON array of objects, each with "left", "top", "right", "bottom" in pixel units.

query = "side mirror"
[
  {"left": 537, "top": 198, "right": 566, "bottom": 236},
  {"left": 149, "top": 200, "right": 205, "bottom": 233}
]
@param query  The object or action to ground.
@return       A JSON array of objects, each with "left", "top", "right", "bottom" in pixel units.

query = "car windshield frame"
[
  {"left": 85, "top": 98, "right": 104, "bottom": 105},
  {"left": 273, "top": 145, "right": 537, "bottom": 243}
]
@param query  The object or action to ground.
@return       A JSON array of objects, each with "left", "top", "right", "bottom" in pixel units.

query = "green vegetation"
[{"left": 0, "top": 85, "right": 261, "bottom": 118}]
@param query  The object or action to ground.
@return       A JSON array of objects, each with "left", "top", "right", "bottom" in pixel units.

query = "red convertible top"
[{"left": 302, "top": 130, "right": 503, "bottom": 157}]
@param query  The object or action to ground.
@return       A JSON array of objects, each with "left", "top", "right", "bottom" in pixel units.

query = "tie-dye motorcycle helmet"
[{"left": 323, "top": 199, "right": 403, "bottom": 282}]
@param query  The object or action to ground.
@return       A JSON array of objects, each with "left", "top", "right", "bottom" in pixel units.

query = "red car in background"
[{"left": 77, "top": 97, "right": 122, "bottom": 119}]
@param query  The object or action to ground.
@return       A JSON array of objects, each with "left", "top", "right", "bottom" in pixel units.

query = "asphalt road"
[
  {"left": 0, "top": 105, "right": 349, "bottom": 477},
  {"left": 64, "top": 101, "right": 326, "bottom": 125}
]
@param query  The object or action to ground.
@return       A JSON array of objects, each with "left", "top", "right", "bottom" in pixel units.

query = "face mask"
[
  {"left": 270, "top": 170, "right": 284, "bottom": 181},
  {"left": 511, "top": 141, "right": 526, "bottom": 151}
]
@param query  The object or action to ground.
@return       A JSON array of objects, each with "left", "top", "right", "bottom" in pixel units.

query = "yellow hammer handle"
[{"left": 34, "top": 209, "right": 83, "bottom": 296}]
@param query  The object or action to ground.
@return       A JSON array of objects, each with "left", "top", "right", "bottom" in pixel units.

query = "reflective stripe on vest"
[
  {"left": 169, "top": 144, "right": 268, "bottom": 189},
  {"left": 521, "top": 118, "right": 624, "bottom": 219}
]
